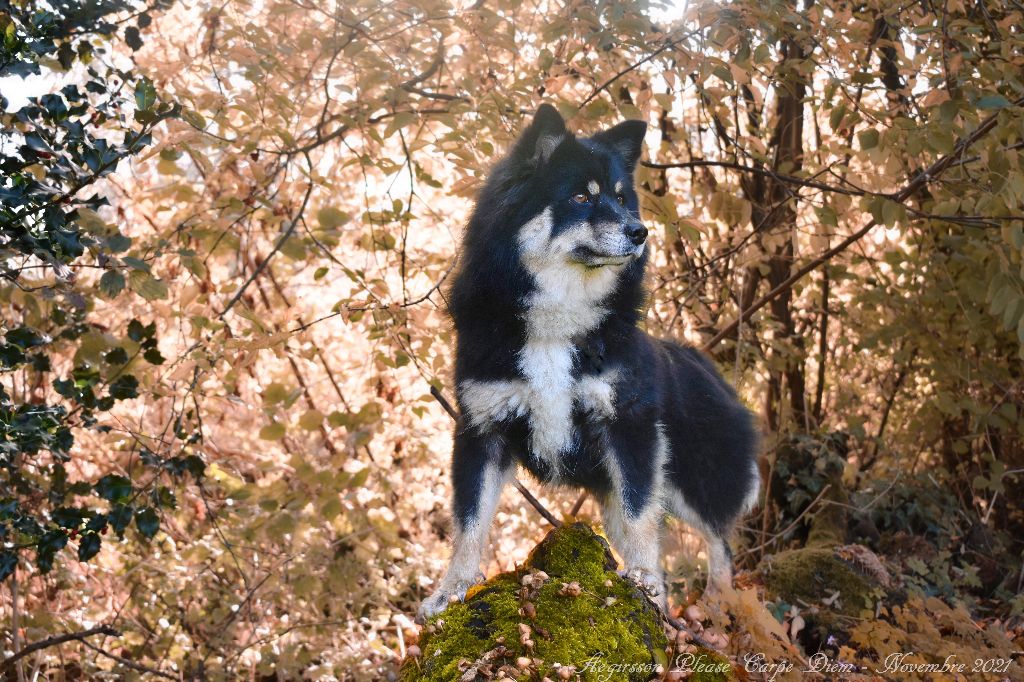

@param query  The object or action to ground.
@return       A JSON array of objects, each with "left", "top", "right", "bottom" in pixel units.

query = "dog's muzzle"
[{"left": 625, "top": 221, "right": 648, "bottom": 246}]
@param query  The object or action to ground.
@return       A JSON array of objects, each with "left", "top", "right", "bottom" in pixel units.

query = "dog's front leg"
[
  {"left": 418, "top": 429, "right": 512, "bottom": 621},
  {"left": 599, "top": 423, "right": 667, "bottom": 608},
  {"left": 601, "top": 494, "right": 666, "bottom": 607}
]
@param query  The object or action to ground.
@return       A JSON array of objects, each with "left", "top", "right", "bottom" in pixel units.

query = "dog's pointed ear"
[
  {"left": 512, "top": 103, "right": 568, "bottom": 166},
  {"left": 592, "top": 119, "right": 647, "bottom": 170}
]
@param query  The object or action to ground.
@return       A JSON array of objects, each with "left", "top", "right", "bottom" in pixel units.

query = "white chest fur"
[
  {"left": 458, "top": 208, "right": 623, "bottom": 474},
  {"left": 458, "top": 369, "right": 619, "bottom": 471}
]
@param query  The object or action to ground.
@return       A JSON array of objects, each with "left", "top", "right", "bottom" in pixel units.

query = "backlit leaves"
[
  {"left": 2, "top": 0, "right": 1023, "bottom": 677},
  {"left": 259, "top": 421, "right": 287, "bottom": 441}
]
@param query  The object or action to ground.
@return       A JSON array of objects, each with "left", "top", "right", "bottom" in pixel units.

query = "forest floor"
[{"left": 399, "top": 463, "right": 1024, "bottom": 681}]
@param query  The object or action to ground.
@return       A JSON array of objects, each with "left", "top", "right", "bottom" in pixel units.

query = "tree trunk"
[{"left": 740, "top": 19, "right": 810, "bottom": 430}]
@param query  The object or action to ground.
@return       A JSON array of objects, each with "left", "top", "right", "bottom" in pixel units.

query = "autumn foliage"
[{"left": 2, "top": 0, "right": 1023, "bottom": 679}]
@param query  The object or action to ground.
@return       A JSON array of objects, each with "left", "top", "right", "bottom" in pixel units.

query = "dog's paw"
[
  {"left": 620, "top": 568, "right": 667, "bottom": 608},
  {"left": 416, "top": 580, "right": 474, "bottom": 623}
]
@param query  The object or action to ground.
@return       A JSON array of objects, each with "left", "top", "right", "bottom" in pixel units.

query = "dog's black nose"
[{"left": 626, "top": 223, "right": 648, "bottom": 245}]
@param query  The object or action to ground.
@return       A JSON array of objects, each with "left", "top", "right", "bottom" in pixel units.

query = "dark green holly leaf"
[
  {"left": 134, "top": 77, "right": 156, "bottom": 111},
  {"left": 108, "top": 504, "right": 133, "bottom": 536},
  {"left": 125, "top": 26, "right": 143, "bottom": 51},
  {"left": 108, "top": 375, "right": 139, "bottom": 400},
  {"left": 140, "top": 449, "right": 163, "bottom": 467},
  {"left": 127, "top": 318, "right": 146, "bottom": 341},
  {"left": 173, "top": 454, "right": 206, "bottom": 479},
  {"left": 57, "top": 41, "right": 75, "bottom": 69},
  {"left": 51, "top": 506, "right": 86, "bottom": 529},
  {"left": 54, "top": 427, "right": 73, "bottom": 453},
  {"left": 104, "top": 347, "right": 129, "bottom": 365},
  {"left": 134, "top": 506, "right": 159, "bottom": 539},
  {"left": 53, "top": 378, "right": 75, "bottom": 398},
  {"left": 0, "top": 344, "right": 26, "bottom": 368},
  {"left": 0, "top": 551, "right": 16, "bottom": 582},
  {"left": 36, "top": 530, "right": 69, "bottom": 574},
  {"left": 77, "top": 533, "right": 101, "bottom": 561},
  {"left": 143, "top": 347, "right": 164, "bottom": 365},
  {"left": 40, "top": 93, "right": 69, "bottom": 119},
  {"left": 67, "top": 481, "right": 91, "bottom": 496},
  {"left": 5, "top": 327, "right": 47, "bottom": 349},
  {"left": 95, "top": 474, "right": 132, "bottom": 503}
]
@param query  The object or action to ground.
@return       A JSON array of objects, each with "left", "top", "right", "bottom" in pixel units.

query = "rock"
[
  {"left": 402, "top": 523, "right": 669, "bottom": 681},
  {"left": 761, "top": 548, "right": 872, "bottom": 614},
  {"left": 758, "top": 544, "right": 888, "bottom": 657},
  {"left": 760, "top": 547, "right": 878, "bottom": 618}
]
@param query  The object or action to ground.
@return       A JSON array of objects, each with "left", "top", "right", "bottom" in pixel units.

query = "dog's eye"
[
  {"left": 616, "top": 195, "right": 625, "bottom": 205},
  {"left": 572, "top": 193, "right": 590, "bottom": 204}
]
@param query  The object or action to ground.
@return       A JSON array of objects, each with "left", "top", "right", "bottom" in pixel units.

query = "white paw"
[
  {"left": 621, "top": 568, "right": 667, "bottom": 607},
  {"left": 416, "top": 580, "right": 474, "bottom": 623}
]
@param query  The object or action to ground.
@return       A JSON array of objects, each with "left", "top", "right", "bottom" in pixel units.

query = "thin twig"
[
  {"left": 735, "top": 484, "right": 832, "bottom": 560},
  {"left": 569, "top": 491, "right": 588, "bottom": 517},
  {"left": 663, "top": 612, "right": 716, "bottom": 651},
  {"left": 644, "top": 159, "right": 863, "bottom": 196},
  {"left": 78, "top": 639, "right": 177, "bottom": 680},
  {"left": 823, "top": 473, "right": 902, "bottom": 513},
  {"left": 218, "top": 172, "right": 315, "bottom": 318},
  {"left": 399, "top": 37, "right": 468, "bottom": 102},
  {"left": 701, "top": 95, "right": 1024, "bottom": 353},
  {"left": 2, "top": 625, "right": 120, "bottom": 668},
  {"left": 285, "top": 260, "right": 453, "bottom": 335},
  {"left": 510, "top": 480, "right": 562, "bottom": 529},
  {"left": 578, "top": 27, "right": 704, "bottom": 109},
  {"left": 429, "top": 386, "right": 562, "bottom": 528}
]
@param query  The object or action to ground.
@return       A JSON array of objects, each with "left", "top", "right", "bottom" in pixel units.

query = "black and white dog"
[{"left": 419, "top": 104, "right": 760, "bottom": 620}]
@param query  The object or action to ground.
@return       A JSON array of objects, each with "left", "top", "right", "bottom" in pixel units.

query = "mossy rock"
[
  {"left": 760, "top": 545, "right": 885, "bottom": 657},
  {"left": 760, "top": 547, "right": 878, "bottom": 618},
  {"left": 403, "top": 523, "right": 669, "bottom": 681}
]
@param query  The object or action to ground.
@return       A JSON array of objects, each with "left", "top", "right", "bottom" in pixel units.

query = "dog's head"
[{"left": 504, "top": 104, "right": 648, "bottom": 269}]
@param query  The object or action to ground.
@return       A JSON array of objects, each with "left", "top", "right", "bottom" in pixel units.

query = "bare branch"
[
  {"left": 3, "top": 625, "right": 119, "bottom": 668},
  {"left": 578, "top": 27, "right": 702, "bottom": 109},
  {"left": 399, "top": 38, "right": 468, "bottom": 102},
  {"left": 642, "top": 159, "right": 863, "bottom": 196},
  {"left": 79, "top": 639, "right": 178, "bottom": 680},
  {"left": 702, "top": 96, "right": 1024, "bottom": 353},
  {"left": 218, "top": 169, "right": 315, "bottom": 318}
]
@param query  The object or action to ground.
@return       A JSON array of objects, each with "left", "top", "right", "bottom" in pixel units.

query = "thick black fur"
[{"left": 430, "top": 106, "right": 758, "bottom": 615}]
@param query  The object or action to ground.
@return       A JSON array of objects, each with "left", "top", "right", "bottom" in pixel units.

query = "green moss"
[
  {"left": 761, "top": 547, "right": 875, "bottom": 617},
  {"left": 526, "top": 520, "right": 618, "bottom": 585},
  {"left": 403, "top": 523, "right": 669, "bottom": 682}
]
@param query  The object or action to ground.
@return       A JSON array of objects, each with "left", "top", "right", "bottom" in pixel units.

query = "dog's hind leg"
[
  {"left": 418, "top": 429, "right": 513, "bottom": 621},
  {"left": 667, "top": 489, "right": 736, "bottom": 594},
  {"left": 599, "top": 422, "right": 669, "bottom": 608},
  {"left": 703, "top": 531, "right": 734, "bottom": 594}
]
